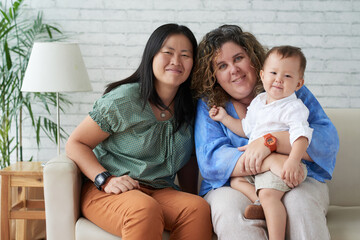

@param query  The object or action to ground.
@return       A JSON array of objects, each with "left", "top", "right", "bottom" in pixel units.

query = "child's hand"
[
  {"left": 209, "top": 105, "right": 219, "bottom": 119},
  {"left": 209, "top": 105, "right": 228, "bottom": 122},
  {"left": 281, "top": 160, "right": 304, "bottom": 187}
]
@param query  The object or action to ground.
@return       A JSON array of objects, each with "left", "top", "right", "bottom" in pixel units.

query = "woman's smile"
[{"left": 165, "top": 67, "right": 183, "bottom": 74}]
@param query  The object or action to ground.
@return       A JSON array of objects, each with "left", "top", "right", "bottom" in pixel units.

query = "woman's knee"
[
  {"left": 127, "top": 196, "right": 164, "bottom": 222},
  {"left": 283, "top": 179, "right": 330, "bottom": 239},
  {"left": 173, "top": 195, "right": 212, "bottom": 239},
  {"left": 183, "top": 195, "right": 211, "bottom": 218},
  {"left": 81, "top": 188, "right": 165, "bottom": 237},
  {"left": 205, "top": 187, "right": 250, "bottom": 214},
  {"left": 120, "top": 195, "right": 164, "bottom": 238},
  {"left": 284, "top": 179, "right": 329, "bottom": 216},
  {"left": 205, "top": 188, "right": 268, "bottom": 239}
]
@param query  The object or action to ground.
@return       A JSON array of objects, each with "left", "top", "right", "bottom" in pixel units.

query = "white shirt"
[{"left": 241, "top": 92, "right": 313, "bottom": 145}]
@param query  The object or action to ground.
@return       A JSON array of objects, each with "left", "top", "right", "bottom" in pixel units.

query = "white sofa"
[{"left": 43, "top": 108, "right": 360, "bottom": 240}]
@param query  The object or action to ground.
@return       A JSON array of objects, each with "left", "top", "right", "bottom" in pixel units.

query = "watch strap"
[{"left": 101, "top": 175, "right": 115, "bottom": 191}]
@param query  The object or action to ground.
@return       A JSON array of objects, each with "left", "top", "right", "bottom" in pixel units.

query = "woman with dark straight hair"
[
  {"left": 66, "top": 23, "right": 212, "bottom": 240},
  {"left": 104, "top": 23, "right": 197, "bottom": 132}
]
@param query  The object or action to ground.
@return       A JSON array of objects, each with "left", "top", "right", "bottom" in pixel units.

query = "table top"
[{"left": 0, "top": 162, "right": 44, "bottom": 176}]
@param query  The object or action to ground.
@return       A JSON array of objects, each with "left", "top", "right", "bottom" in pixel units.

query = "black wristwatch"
[{"left": 94, "top": 171, "right": 112, "bottom": 191}]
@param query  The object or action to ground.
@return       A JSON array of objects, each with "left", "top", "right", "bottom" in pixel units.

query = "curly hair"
[{"left": 192, "top": 25, "right": 266, "bottom": 107}]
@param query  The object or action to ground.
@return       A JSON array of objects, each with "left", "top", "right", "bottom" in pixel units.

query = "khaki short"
[{"left": 245, "top": 163, "right": 308, "bottom": 193}]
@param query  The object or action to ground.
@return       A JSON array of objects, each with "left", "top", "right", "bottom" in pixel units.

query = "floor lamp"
[{"left": 21, "top": 42, "right": 92, "bottom": 156}]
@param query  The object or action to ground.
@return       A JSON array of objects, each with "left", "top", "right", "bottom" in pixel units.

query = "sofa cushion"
[{"left": 326, "top": 206, "right": 360, "bottom": 240}]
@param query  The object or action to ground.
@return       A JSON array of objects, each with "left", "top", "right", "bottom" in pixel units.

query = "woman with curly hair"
[{"left": 192, "top": 25, "right": 338, "bottom": 239}]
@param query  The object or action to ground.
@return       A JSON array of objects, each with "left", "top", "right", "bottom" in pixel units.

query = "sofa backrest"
[{"left": 325, "top": 108, "right": 360, "bottom": 206}]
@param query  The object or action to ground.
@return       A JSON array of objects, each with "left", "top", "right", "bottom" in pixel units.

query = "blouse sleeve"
[
  {"left": 194, "top": 99, "right": 248, "bottom": 190},
  {"left": 296, "top": 86, "right": 339, "bottom": 182},
  {"left": 89, "top": 94, "right": 127, "bottom": 135}
]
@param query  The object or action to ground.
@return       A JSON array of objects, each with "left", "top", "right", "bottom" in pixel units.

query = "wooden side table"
[{"left": 0, "top": 161, "right": 45, "bottom": 240}]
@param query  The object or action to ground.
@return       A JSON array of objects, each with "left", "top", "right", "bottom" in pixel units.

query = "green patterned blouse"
[{"left": 89, "top": 83, "right": 194, "bottom": 189}]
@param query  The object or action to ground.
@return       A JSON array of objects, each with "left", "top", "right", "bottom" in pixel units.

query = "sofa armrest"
[{"left": 44, "top": 154, "right": 82, "bottom": 240}]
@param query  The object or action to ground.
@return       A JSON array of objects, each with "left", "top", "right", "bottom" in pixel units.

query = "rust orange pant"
[{"left": 81, "top": 181, "right": 213, "bottom": 240}]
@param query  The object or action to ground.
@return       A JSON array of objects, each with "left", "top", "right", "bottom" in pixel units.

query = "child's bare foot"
[{"left": 244, "top": 200, "right": 265, "bottom": 220}]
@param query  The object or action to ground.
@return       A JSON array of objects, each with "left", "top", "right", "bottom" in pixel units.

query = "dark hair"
[
  {"left": 265, "top": 45, "right": 307, "bottom": 77},
  {"left": 192, "top": 25, "right": 266, "bottom": 107},
  {"left": 104, "top": 23, "right": 197, "bottom": 131}
]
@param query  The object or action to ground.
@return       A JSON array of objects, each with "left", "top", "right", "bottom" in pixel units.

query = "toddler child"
[{"left": 209, "top": 45, "right": 313, "bottom": 240}]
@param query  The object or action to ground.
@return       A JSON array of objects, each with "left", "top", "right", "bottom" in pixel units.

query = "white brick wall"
[{"left": 16, "top": 0, "right": 359, "bottom": 161}]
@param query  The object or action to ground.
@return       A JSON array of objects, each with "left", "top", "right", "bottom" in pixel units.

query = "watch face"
[
  {"left": 95, "top": 172, "right": 110, "bottom": 189},
  {"left": 264, "top": 133, "right": 277, "bottom": 152},
  {"left": 266, "top": 137, "right": 275, "bottom": 145},
  {"left": 97, "top": 175, "right": 106, "bottom": 183}
]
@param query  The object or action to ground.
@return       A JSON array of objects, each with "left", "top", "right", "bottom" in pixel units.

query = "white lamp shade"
[{"left": 21, "top": 42, "right": 92, "bottom": 92}]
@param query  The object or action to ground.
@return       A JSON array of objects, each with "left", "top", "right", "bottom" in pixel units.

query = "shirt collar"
[{"left": 260, "top": 92, "right": 297, "bottom": 106}]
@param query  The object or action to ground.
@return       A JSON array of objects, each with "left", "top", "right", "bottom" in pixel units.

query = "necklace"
[
  {"left": 159, "top": 98, "right": 175, "bottom": 118},
  {"left": 160, "top": 111, "right": 167, "bottom": 118}
]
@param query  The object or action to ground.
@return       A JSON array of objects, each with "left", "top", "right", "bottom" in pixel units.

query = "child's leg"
[
  {"left": 260, "top": 153, "right": 287, "bottom": 177},
  {"left": 230, "top": 176, "right": 257, "bottom": 202},
  {"left": 258, "top": 188, "right": 286, "bottom": 240},
  {"left": 231, "top": 177, "right": 265, "bottom": 220}
]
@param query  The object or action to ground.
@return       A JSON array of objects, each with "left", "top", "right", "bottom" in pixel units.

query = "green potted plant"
[{"left": 0, "top": 0, "right": 70, "bottom": 169}]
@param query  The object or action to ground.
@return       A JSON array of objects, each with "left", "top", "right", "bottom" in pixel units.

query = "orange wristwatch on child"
[{"left": 263, "top": 133, "right": 277, "bottom": 152}]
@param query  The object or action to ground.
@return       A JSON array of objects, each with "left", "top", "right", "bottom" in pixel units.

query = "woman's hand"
[
  {"left": 103, "top": 175, "right": 140, "bottom": 194},
  {"left": 237, "top": 137, "right": 271, "bottom": 175}
]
